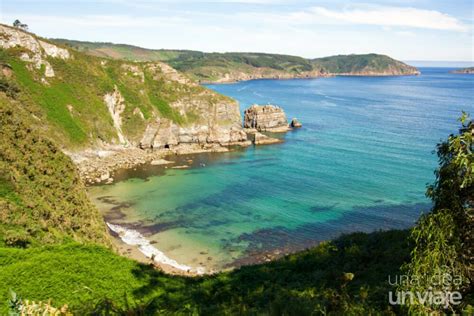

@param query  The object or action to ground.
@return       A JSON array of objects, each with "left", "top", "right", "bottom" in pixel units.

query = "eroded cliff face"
[
  {"left": 104, "top": 86, "right": 128, "bottom": 145},
  {"left": 135, "top": 65, "right": 248, "bottom": 149},
  {"left": 0, "top": 24, "right": 249, "bottom": 153},
  {"left": 199, "top": 68, "right": 328, "bottom": 84},
  {"left": 334, "top": 66, "right": 420, "bottom": 76}
]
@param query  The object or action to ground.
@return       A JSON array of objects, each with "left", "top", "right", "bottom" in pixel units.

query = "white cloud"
[
  {"left": 1, "top": 3, "right": 471, "bottom": 61},
  {"left": 308, "top": 6, "right": 469, "bottom": 32},
  {"left": 395, "top": 31, "right": 416, "bottom": 37}
]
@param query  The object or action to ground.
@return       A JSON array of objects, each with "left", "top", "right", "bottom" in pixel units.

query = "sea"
[{"left": 89, "top": 67, "right": 474, "bottom": 274}]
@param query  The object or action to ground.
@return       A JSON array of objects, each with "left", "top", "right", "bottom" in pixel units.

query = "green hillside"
[
  {"left": 53, "top": 38, "right": 419, "bottom": 82},
  {"left": 1, "top": 28, "right": 234, "bottom": 149},
  {"left": 312, "top": 54, "right": 418, "bottom": 75}
]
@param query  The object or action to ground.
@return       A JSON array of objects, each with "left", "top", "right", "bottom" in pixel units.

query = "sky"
[{"left": 1, "top": 0, "right": 473, "bottom": 62}]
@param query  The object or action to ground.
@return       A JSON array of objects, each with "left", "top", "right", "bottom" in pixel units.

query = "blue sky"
[{"left": 1, "top": 0, "right": 473, "bottom": 62}]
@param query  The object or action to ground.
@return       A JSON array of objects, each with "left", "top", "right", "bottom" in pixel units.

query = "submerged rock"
[
  {"left": 245, "top": 129, "right": 281, "bottom": 145},
  {"left": 150, "top": 159, "right": 174, "bottom": 165},
  {"left": 243, "top": 104, "right": 290, "bottom": 132},
  {"left": 253, "top": 132, "right": 281, "bottom": 145},
  {"left": 290, "top": 118, "right": 302, "bottom": 128}
]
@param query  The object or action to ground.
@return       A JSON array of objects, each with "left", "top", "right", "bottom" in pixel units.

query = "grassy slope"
[
  {"left": 53, "top": 38, "right": 418, "bottom": 81},
  {"left": 0, "top": 94, "right": 111, "bottom": 248},
  {"left": 0, "top": 230, "right": 410, "bottom": 314}
]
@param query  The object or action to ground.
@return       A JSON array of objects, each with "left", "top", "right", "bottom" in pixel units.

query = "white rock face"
[
  {"left": 39, "top": 40, "right": 70, "bottom": 59},
  {"left": 139, "top": 118, "right": 249, "bottom": 150},
  {"left": 0, "top": 25, "right": 42, "bottom": 54},
  {"left": 0, "top": 25, "right": 70, "bottom": 79},
  {"left": 104, "top": 86, "right": 128, "bottom": 144}
]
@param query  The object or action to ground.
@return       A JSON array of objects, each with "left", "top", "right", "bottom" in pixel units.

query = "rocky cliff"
[
  {"left": 0, "top": 24, "right": 251, "bottom": 181},
  {"left": 196, "top": 68, "right": 328, "bottom": 84}
]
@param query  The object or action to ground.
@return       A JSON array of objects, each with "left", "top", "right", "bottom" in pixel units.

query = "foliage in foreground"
[
  {"left": 1, "top": 230, "right": 410, "bottom": 315},
  {"left": 401, "top": 113, "right": 473, "bottom": 314}
]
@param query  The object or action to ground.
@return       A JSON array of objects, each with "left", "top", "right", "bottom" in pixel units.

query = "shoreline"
[
  {"left": 199, "top": 71, "right": 420, "bottom": 85},
  {"left": 106, "top": 218, "right": 314, "bottom": 277},
  {"left": 69, "top": 142, "right": 249, "bottom": 186},
  {"left": 107, "top": 223, "right": 210, "bottom": 276}
]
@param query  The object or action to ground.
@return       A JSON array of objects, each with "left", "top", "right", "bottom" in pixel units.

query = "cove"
[{"left": 88, "top": 68, "right": 473, "bottom": 273}]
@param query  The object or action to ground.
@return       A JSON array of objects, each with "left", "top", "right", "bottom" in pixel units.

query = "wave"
[{"left": 106, "top": 223, "right": 205, "bottom": 274}]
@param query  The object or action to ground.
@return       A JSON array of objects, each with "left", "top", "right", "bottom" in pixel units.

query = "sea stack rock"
[
  {"left": 290, "top": 118, "right": 302, "bottom": 128},
  {"left": 243, "top": 104, "right": 290, "bottom": 132}
]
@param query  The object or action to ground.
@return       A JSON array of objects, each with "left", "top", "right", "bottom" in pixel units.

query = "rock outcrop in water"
[
  {"left": 290, "top": 118, "right": 302, "bottom": 128},
  {"left": 244, "top": 105, "right": 290, "bottom": 132},
  {"left": 450, "top": 67, "right": 474, "bottom": 74}
]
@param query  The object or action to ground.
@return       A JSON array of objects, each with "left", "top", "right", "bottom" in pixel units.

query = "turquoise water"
[{"left": 89, "top": 68, "right": 473, "bottom": 272}]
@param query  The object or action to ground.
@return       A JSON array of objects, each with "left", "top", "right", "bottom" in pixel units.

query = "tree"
[
  {"left": 12, "top": 20, "right": 28, "bottom": 31},
  {"left": 400, "top": 112, "right": 473, "bottom": 314}
]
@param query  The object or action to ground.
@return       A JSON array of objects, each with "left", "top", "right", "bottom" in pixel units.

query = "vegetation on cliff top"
[
  {"left": 0, "top": 25, "right": 235, "bottom": 148},
  {"left": 312, "top": 53, "right": 419, "bottom": 75},
  {"left": 53, "top": 38, "right": 419, "bottom": 82}
]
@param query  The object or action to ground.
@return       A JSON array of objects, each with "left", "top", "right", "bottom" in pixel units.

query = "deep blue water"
[{"left": 90, "top": 68, "right": 473, "bottom": 272}]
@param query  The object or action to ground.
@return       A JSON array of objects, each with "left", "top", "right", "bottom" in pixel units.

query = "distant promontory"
[
  {"left": 52, "top": 39, "right": 420, "bottom": 83},
  {"left": 450, "top": 67, "right": 474, "bottom": 74}
]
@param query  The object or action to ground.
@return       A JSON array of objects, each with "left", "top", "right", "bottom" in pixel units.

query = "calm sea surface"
[{"left": 89, "top": 68, "right": 474, "bottom": 273}]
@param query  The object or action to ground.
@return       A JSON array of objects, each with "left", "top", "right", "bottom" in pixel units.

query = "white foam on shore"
[{"left": 106, "top": 223, "right": 205, "bottom": 275}]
